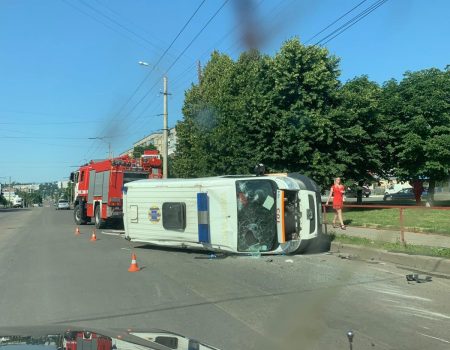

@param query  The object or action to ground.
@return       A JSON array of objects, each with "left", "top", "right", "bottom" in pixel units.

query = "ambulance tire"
[
  {"left": 74, "top": 204, "right": 87, "bottom": 225},
  {"left": 94, "top": 205, "right": 106, "bottom": 229}
]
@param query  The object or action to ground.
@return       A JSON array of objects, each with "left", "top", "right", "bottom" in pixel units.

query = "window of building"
[{"left": 162, "top": 202, "right": 186, "bottom": 231}]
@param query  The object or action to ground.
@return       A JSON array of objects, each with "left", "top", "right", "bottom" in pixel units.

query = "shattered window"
[{"left": 236, "top": 179, "right": 277, "bottom": 252}]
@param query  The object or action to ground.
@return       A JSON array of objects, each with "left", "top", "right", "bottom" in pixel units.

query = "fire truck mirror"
[{"left": 69, "top": 172, "right": 74, "bottom": 182}]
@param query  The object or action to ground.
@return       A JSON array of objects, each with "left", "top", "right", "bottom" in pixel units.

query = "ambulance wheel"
[
  {"left": 74, "top": 204, "right": 87, "bottom": 225},
  {"left": 94, "top": 205, "right": 106, "bottom": 229}
]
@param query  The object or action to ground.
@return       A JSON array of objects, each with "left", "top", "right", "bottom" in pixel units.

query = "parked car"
[
  {"left": 383, "top": 187, "right": 428, "bottom": 201},
  {"left": 56, "top": 199, "right": 70, "bottom": 210},
  {"left": 345, "top": 185, "right": 371, "bottom": 198}
]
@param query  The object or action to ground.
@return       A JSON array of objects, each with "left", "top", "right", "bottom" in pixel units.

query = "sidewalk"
[{"left": 325, "top": 224, "right": 450, "bottom": 248}]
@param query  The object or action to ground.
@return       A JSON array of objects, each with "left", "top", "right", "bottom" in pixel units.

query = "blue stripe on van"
[{"left": 197, "top": 193, "right": 210, "bottom": 243}]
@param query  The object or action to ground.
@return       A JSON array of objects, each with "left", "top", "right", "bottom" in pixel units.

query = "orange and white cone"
[
  {"left": 75, "top": 227, "right": 80, "bottom": 235},
  {"left": 128, "top": 252, "right": 140, "bottom": 272},
  {"left": 90, "top": 230, "right": 97, "bottom": 241}
]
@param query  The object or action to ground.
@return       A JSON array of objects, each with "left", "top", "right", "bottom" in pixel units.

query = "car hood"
[{"left": 0, "top": 325, "right": 220, "bottom": 350}]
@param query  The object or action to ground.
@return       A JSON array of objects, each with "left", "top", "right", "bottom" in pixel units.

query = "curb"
[{"left": 330, "top": 242, "right": 450, "bottom": 278}]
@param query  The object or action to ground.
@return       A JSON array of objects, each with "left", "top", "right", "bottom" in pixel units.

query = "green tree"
[
  {"left": 380, "top": 67, "right": 450, "bottom": 199},
  {"left": 172, "top": 38, "right": 344, "bottom": 187},
  {"left": 330, "top": 76, "right": 383, "bottom": 183}
]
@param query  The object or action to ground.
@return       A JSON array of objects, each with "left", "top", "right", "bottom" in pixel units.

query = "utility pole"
[
  {"left": 9, "top": 176, "right": 11, "bottom": 208},
  {"left": 162, "top": 76, "right": 169, "bottom": 179}
]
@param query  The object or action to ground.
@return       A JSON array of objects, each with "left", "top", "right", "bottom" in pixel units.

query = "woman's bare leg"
[{"left": 337, "top": 209, "right": 344, "bottom": 226}]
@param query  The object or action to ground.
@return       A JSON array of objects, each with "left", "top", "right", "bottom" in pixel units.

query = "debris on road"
[
  {"left": 406, "top": 274, "right": 432, "bottom": 283},
  {"left": 285, "top": 259, "right": 294, "bottom": 263}
]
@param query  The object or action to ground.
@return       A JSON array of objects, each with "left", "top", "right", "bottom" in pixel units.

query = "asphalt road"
[{"left": 0, "top": 207, "right": 449, "bottom": 350}]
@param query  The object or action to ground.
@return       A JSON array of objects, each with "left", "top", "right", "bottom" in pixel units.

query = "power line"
[
  {"left": 61, "top": 0, "right": 160, "bottom": 53},
  {"left": 101, "top": 0, "right": 230, "bottom": 147},
  {"left": 81, "top": 0, "right": 208, "bottom": 162},
  {"left": 165, "top": 0, "right": 230, "bottom": 75},
  {"left": 304, "top": 0, "right": 369, "bottom": 44},
  {"left": 315, "top": 0, "right": 389, "bottom": 46},
  {"left": 321, "top": 0, "right": 389, "bottom": 45}
]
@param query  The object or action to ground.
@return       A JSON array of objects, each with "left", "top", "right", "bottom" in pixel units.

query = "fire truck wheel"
[
  {"left": 74, "top": 204, "right": 87, "bottom": 225},
  {"left": 95, "top": 205, "right": 106, "bottom": 229}
]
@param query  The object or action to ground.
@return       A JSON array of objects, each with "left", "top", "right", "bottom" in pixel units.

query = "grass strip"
[
  {"left": 338, "top": 208, "right": 450, "bottom": 235},
  {"left": 332, "top": 233, "right": 450, "bottom": 259}
]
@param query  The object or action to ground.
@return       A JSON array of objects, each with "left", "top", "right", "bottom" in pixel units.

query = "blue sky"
[{"left": 0, "top": 0, "right": 449, "bottom": 183}]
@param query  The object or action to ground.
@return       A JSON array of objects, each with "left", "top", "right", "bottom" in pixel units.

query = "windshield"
[{"left": 236, "top": 179, "right": 277, "bottom": 252}]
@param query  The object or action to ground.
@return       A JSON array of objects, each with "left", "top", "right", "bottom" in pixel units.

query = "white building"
[
  {"left": 14, "top": 184, "right": 40, "bottom": 192},
  {"left": 58, "top": 180, "right": 69, "bottom": 189},
  {"left": 121, "top": 127, "right": 177, "bottom": 157}
]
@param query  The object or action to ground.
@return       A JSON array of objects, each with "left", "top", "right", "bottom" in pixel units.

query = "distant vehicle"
[
  {"left": 345, "top": 185, "right": 371, "bottom": 198},
  {"left": 57, "top": 199, "right": 70, "bottom": 210},
  {"left": 385, "top": 183, "right": 412, "bottom": 195},
  {"left": 12, "top": 195, "right": 23, "bottom": 208},
  {"left": 383, "top": 187, "right": 428, "bottom": 201}
]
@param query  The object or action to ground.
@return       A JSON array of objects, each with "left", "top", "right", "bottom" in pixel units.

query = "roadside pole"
[{"left": 162, "top": 76, "right": 168, "bottom": 179}]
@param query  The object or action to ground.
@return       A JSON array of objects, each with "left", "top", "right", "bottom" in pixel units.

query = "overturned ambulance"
[{"left": 123, "top": 173, "right": 322, "bottom": 254}]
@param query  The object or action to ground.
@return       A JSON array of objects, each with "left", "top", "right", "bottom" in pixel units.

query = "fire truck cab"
[{"left": 70, "top": 150, "right": 162, "bottom": 229}]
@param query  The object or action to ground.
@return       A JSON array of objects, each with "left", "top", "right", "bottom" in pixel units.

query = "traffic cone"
[
  {"left": 128, "top": 252, "right": 140, "bottom": 272},
  {"left": 90, "top": 229, "right": 97, "bottom": 241},
  {"left": 75, "top": 227, "right": 80, "bottom": 235}
]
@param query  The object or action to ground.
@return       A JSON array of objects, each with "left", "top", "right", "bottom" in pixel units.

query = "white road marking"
[
  {"left": 121, "top": 247, "right": 131, "bottom": 251},
  {"left": 418, "top": 333, "right": 450, "bottom": 344},
  {"left": 365, "top": 287, "right": 432, "bottom": 302},
  {"left": 380, "top": 298, "right": 401, "bottom": 304},
  {"left": 395, "top": 306, "right": 450, "bottom": 320}
]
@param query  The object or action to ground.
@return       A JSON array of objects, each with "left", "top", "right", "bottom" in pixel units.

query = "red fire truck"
[
  {"left": 64, "top": 331, "right": 112, "bottom": 350},
  {"left": 70, "top": 150, "right": 162, "bottom": 229}
]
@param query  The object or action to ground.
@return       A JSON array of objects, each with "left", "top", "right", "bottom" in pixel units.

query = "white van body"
[
  {"left": 123, "top": 174, "right": 322, "bottom": 255},
  {"left": 385, "top": 183, "right": 412, "bottom": 195}
]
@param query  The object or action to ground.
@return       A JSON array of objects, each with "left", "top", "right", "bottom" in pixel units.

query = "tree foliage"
[
  {"left": 380, "top": 68, "right": 450, "bottom": 197},
  {"left": 172, "top": 37, "right": 449, "bottom": 190}
]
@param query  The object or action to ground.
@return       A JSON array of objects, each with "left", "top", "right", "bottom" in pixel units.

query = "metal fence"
[{"left": 322, "top": 204, "right": 450, "bottom": 243}]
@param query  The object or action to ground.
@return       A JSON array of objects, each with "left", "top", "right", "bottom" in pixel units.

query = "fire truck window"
[
  {"left": 80, "top": 171, "right": 84, "bottom": 182},
  {"left": 162, "top": 202, "right": 186, "bottom": 231}
]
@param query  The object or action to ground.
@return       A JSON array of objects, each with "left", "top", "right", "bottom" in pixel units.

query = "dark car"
[
  {"left": 345, "top": 186, "right": 371, "bottom": 198},
  {"left": 383, "top": 188, "right": 428, "bottom": 201}
]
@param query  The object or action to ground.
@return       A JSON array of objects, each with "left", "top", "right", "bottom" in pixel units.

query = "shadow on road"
[
  {"left": 134, "top": 244, "right": 228, "bottom": 258},
  {"left": 0, "top": 208, "right": 31, "bottom": 213}
]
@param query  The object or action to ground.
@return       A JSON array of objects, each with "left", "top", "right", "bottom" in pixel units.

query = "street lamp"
[
  {"left": 88, "top": 137, "right": 112, "bottom": 159},
  {"left": 138, "top": 60, "right": 169, "bottom": 179}
]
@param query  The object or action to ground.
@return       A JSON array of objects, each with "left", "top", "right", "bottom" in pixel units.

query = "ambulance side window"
[{"left": 162, "top": 202, "right": 186, "bottom": 231}]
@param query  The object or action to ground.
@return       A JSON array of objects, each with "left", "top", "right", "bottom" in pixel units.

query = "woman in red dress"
[{"left": 325, "top": 177, "right": 346, "bottom": 230}]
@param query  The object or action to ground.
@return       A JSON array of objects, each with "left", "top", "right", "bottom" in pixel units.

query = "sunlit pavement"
[{"left": 0, "top": 208, "right": 449, "bottom": 350}]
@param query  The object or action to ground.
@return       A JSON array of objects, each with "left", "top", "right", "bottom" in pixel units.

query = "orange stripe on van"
[{"left": 280, "top": 190, "right": 286, "bottom": 243}]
